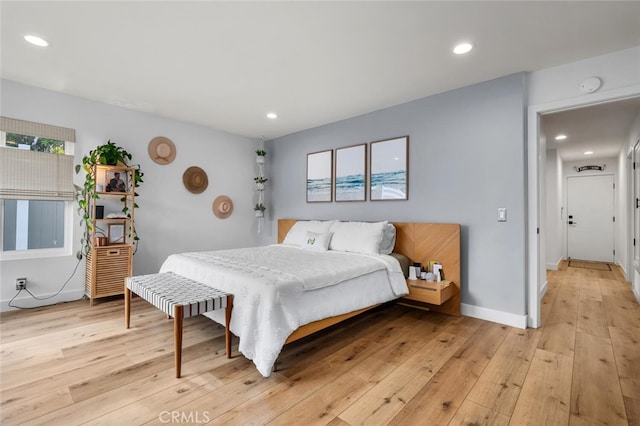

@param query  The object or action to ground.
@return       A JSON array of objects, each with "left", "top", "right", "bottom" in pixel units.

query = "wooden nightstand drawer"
[{"left": 402, "top": 279, "right": 454, "bottom": 306}]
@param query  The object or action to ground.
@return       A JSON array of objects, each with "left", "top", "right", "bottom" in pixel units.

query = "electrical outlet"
[{"left": 16, "top": 278, "right": 27, "bottom": 290}]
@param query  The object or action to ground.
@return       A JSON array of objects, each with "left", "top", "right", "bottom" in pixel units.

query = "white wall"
[
  {"left": 265, "top": 73, "right": 529, "bottom": 328},
  {"left": 563, "top": 158, "right": 618, "bottom": 178},
  {"left": 617, "top": 147, "right": 629, "bottom": 276},
  {"left": 626, "top": 112, "right": 640, "bottom": 295},
  {"left": 617, "top": 111, "right": 640, "bottom": 279},
  {"left": 529, "top": 46, "right": 640, "bottom": 106},
  {"left": 545, "top": 149, "right": 563, "bottom": 270},
  {"left": 0, "top": 80, "right": 259, "bottom": 310}
]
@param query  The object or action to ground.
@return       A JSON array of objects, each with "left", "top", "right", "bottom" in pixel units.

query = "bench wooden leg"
[
  {"left": 174, "top": 304, "right": 184, "bottom": 378},
  {"left": 125, "top": 287, "right": 131, "bottom": 329},
  {"left": 225, "top": 295, "right": 233, "bottom": 358}
]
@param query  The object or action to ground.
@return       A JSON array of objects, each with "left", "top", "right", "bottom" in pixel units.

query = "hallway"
[{"left": 536, "top": 260, "right": 640, "bottom": 424}]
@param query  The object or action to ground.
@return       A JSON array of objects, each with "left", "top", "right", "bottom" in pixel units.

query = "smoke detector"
[{"left": 579, "top": 77, "right": 602, "bottom": 94}]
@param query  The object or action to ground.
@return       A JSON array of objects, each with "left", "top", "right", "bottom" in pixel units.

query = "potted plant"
[
  {"left": 83, "top": 139, "right": 132, "bottom": 166},
  {"left": 256, "top": 149, "right": 266, "bottom": 164},
  {"left": 74, "top": 140, "right": 144, "bottom": 259},
  {"left": 254, "top": 203, "right": 266, "bottom": 217},
  {"left": 254, "top": 176, "right": 268, "bottom": 191}
]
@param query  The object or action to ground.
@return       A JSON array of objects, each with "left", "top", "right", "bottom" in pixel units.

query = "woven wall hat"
[
  {"left": 148, "top": 136, "right": 176, "bottom": 165},
  {"left": 182, "top": 166, "right": 208, "bottom": 194},
  {"left": 212, "top": 195, "right": 233, "bottom": 219}
]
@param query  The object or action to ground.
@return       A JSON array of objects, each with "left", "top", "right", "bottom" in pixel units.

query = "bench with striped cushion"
[{"left": 125, "top": 272, "right": 233, "bottom": 378}]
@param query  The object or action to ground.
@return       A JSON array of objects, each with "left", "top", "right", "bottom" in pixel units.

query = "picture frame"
[
  {"left": 335, "top": 144, "right": 366, "bottom": 202},
  {"left": 370, "top": 136, "right": 409, "bottom": 201},
  {"left": 105, "top": 170, "right": 128, "bottom": 193},
  {"left": 307, "top": 150, "right": 333, "bottom": 203},
  {"left": 108, "top": 223, "right": 125, "bottom": 244}
]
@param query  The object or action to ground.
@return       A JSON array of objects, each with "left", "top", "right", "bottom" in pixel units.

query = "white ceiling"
[
  {"left": 1, "top": 1, "right": 640, "bottom": 140},
  {"left": 542, "top": 97, "right": 640, "bottom": 162}
]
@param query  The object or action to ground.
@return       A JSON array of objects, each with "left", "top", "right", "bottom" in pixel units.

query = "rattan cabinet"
[{"left": 85, "top": 164, "right": 135, "bottom": 305}]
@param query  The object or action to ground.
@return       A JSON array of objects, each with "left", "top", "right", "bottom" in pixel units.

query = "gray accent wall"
[{"left": 264, "top": 73, "right": 528, "bottom": 316}]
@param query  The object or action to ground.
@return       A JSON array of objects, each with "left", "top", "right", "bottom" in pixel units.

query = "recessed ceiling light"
[
  {"left": 266, "top": 112, "right": 278, "bottom": 119},
  {"left": 453, "top": 42, "right": 473, "bottom": 55},
  {"left": 584, "top": 151, "right": 594, "bottom": 155},
  {"left": 24, "top": 35, "right": 49, "bottom": 47},
  {"left": 555, "top": 134, "right": 567, "bottom": 141}
]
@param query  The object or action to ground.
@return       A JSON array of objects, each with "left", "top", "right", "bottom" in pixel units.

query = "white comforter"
[{"left": 159, "top": 244, "right": 407, "bottom": 377}]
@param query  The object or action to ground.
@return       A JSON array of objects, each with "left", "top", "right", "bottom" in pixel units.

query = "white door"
[
  {"left": 567, "top": 175, "right": 615, "bottom": 262},
  {"left": 634, "top": 141, "right": 640, "bottom": 266}
]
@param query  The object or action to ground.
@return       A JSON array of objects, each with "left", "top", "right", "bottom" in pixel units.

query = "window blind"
[
  {"left": 0, "top": 116, "right": 76, "bottom": 142},
  {"left": 0, "top": 117, "right": 76, "bottom": 201},
  {"left": 0, "top": 147, "right": 75, "bottom": 200}
]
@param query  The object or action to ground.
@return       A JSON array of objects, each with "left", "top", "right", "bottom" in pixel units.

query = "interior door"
[
  {"left": 634, "top": 141, "right": 640, "bottom": 266},
  {"left": 567, "top": 174, "right": 615, "bottom": 262}
]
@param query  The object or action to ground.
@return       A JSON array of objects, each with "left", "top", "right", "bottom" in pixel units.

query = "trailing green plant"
[
  {"left": 256, "top": 149, "right": 267, "bottom": 156},
  {"left": 254, "top": 203, "right": 266, "bottom": 212},
  {"left": 74, "top": 140, "right": 144, "bottom": 259},
  {"left": 83, "top": 139, "right": 132, "bottom": 166},
  {"left": 254, "top": 177, "right": 268, "bottom": 184}
]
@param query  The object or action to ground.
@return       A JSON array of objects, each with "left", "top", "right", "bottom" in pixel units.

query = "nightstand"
[{"left": 402, "top": 279, "right": 454, "bottom": 306}]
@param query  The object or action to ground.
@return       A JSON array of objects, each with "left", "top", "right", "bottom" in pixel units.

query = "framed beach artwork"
[
  {"left": 370, "top": 136, "right": 409, "bottom": 201},
  {"left": 307, "top": 150, "right": 333, "bottom": 202},
  {"left": 335, "top": 144, "right": 366, "bottom": 202}
]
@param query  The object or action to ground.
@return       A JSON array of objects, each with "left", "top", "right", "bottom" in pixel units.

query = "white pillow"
[
  {"left": 302, "top": 231, "right": 332, "bottom": 251},
  {"left": 282, "top": 220, "right": 336, "bottom": 246},
  {"left": 329, "top": 221, "right": 387, "bottom": 255},
  {"left": 379, "top": 223, "right": 396, "bottom": 255}
]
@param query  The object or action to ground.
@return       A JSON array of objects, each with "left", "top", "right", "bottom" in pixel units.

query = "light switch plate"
[{"left": 498, "top": 208, "right": 507, "bottom": 222}]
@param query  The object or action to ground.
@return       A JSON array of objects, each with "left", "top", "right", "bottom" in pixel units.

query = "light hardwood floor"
[{"left": 1, "top": 261, "right": 638, "bottom": 425}]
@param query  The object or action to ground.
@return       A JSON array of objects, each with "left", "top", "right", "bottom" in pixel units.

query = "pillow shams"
[
  {"left": 329, "top": 221, "right": 387, "bottom": 255},
  {"left": 282, "top": 220, "right": 336, "bottom": 246},
  {"left": 302, "top": 231, "right": 332, "bottom": 251}
]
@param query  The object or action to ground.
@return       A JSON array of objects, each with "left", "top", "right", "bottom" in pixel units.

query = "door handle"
[{"left": 568, "top": 221, "right": 577, "bottom": 225}]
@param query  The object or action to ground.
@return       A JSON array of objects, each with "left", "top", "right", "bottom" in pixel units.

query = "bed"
[{"left": 159, "top": 219, "right": 461, "bottom": 377}]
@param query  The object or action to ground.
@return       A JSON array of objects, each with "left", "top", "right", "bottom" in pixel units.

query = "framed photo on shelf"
[
  {"left": 335, "top": 144, "right": 366, "bottom": 202},
  {"left": 108, "top": 223, "right": 125, "bottom": 244},
  {"left": 306, "top": 150, "right": 333, "bottom": 202},
  {"left": 105, "top": 170, "right": 128, "bottom": 193},
  {"left": 370, "top": 136, "right": 409, "bottom": 201}
]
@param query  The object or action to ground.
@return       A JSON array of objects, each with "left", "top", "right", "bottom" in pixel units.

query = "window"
[
  {"left": 3, "top": 200, "right": 65, "bottom": 250},
  {"left": 5, "top": 132, "right": 65, "bottom": 154},
  {"left": 0, "top": 117, "right": 75, "bottom": 259}
]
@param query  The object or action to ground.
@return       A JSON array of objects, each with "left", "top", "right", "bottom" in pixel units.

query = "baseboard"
[
  {"left": 616, "top": 262, "right": 628, "bottom": 280},
  {"left": 0, "top": 288, "right": 84, "bottom": 312},
  {"left": 461, "top": 303, "right": 527, "bottom": 329},
  {"left": 540, "top": 280, "right": 549, "bottom": 300},
  {"left": 546, "top": 257, "right": 563, "bottom": 271}
]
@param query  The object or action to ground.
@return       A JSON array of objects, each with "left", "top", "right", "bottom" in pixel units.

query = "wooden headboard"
[{"left": 277, "top": 219, "right": 461, "bottom": 316}]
